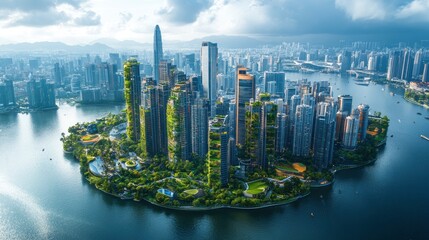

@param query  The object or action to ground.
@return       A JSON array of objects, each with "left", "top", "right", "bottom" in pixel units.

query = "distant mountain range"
[{"left": 0, "top": 35, "right": 271, "bottom": 52}]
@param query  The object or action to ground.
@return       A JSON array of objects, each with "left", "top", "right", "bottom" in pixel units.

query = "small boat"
[
  {"left": 50, "top": 158, "right": 52, "bottom": 160},
  {"left": 390, "top": 135, "right": 394, "bottom": 137},
  {"left": 310, "top": 212, "right": 315, "bottom": 217},
  {"left": 320, "top": 195, "right": 323, "bottom": 199},
  {"left": 417, "top": 112, "right": 422, "bottom": 115},
  {"left": 421, "top": 135, "right": 429, "bottom": 141},
  {"left": 397, "top": 101, "right": 400, "bottom": 104},
  {"left": 42, "top": 148, "right": 45, "bottom": 152},
  {"left": 390, "top": 92, "right": 395, "bottom": 96},
  {"left": 425, "top": 116, "right": 429, "bottom": 120}
]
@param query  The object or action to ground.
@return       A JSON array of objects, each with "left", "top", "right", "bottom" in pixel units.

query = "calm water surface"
[{"left": 1, "top": 73, "right": 429, "bottom": 240}]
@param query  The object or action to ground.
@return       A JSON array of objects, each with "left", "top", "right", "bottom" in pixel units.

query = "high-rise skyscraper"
[
  {"left": 313, "top": 99, "right": 337, "bottom": 169},
  {"left": 27, "top": 79, "right": 56, "bottom": 109},
  {"left": 342, "top": 114, "right": 360, "bottom": 149},
  {"left": 336, "top": 95, "right": 353, "bottom": 141},
  {"left": 201, "top": 42, "right": 218, "bottom": 118},
  {"left": 387, "top": 51, "right": 401, "bottom": 80},
  {"left": 357, "top": 104, "right": 370, "bottom": 142},
  {"left": 340, "top": 51, "right": 352, "bottom": 75},
  {"left": 264, "top": 72, "right": 285, "bottom": 98},
  {"left": 235, "top": 67, "right": 255, "bottom": 146},
  {"left": 401, "top": 49, "right": 414, "bottom": 81},
  {"left": 293, "top": 104, "right": 314, "bottom": 157},
  {"left": 262, "top": 102, "right": 277, "bottom": 169},
  {"left": 288, "top": 94, "right": 301, "bottom": 147},
  {"left": 153, "top": 25, "right": 163, "bottom": 84},
  {"left": 141, "top": 82, "right": 169, "bottom": 157},
  {"left": 244, "top": 100, "right": 264, "bottom": 168},
  {"left": 124, "top": 59, "right": 142, "bottom": 142},
  {"left": 85, "top": 63, "right": 98, "bottom": 87},
  {"left": 0, "top": 80, "right": 16, "bottom": 108},
  {"left": 275, "top": 113, "right": 288, "bottom": 154},
  {"left": 338, "top": 95, "right": 353, "bottom": 114},
  {"left": 191, "top": 98, "right": 209, "bottom": 159},
  {"left": 53, "top": 63, "right": 64, "bottom": 87},
  {"left": 208, "top": 116, "right": 230, "bottom": 187},
  {"left": 412, "top": 49, "right": 423, "bottom": 79},
  {"left": 167, "top": 82, "right": 193, "bottom": 161},
  {"left": 422, "top": 63, "right": 429, "bottom": 82},
  {"left": 158, "top": 60, "right": 172, "bottom": 87}
]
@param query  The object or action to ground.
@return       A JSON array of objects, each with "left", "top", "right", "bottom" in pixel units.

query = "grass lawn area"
[
  {"left": 81, "top": 135, "right": 100, "bottom": 142},
  {"left": 245, "top": 180, "right": 268, "bottom": 195},
  {"left": 184, "top": 189, "right": 199, "bottom": 195},
  {"left": 125, "top": 160, "right": 136, "bottom": 168}
]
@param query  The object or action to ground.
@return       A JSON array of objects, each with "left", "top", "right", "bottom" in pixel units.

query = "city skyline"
[{"left": 1, "top": 0, "right": 429, "bottom": 45}]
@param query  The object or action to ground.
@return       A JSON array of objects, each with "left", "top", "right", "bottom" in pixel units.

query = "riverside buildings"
[{"left": 0, "top": 80, "right": 16, "bottom": 109}]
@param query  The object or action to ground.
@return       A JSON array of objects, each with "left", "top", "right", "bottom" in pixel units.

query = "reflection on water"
[{"left": 30, "top": 110, "right": 59, "bottom": 136}]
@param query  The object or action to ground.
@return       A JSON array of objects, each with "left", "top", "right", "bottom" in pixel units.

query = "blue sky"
[{"left": 0, "top": 0, "right": 428, "bottom": 44}]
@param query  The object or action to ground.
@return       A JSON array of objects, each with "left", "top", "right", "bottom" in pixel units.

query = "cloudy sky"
[{"left": 0, "top": 0, "right": 428, "bottom": 44}]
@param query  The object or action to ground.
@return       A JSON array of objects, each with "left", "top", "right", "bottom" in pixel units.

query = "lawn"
[
  {"left": 245, "top": 180, "right": 268, "bottom": 195},
  {"left": 125, "top": 160, "right": 137, "bottom": 168},
  {"left": 81, "top": 134, "right": 99, "bottom": 142},
  {"left": 184, "top": 189, "right": 199, "bottom": 195}
]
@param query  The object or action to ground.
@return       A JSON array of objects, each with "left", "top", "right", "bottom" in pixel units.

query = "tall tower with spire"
[{"left": 153, "top": 25, "right": 163, "bottom": 84}]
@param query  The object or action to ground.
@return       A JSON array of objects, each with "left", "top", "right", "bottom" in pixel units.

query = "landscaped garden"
[
  {"left": 275, "top": 161, "right": 306, "bottom": 174},
  {"left": 184, "top": 189, "right": 199, "bottom": 196},
  {"left": 80, "top": 134, "right": 100, "bottom": 143},
  {"left": 125, "top": 160, "right": 137, "bottom": 168},
  {"left": 244, "top": 180, "right": 269, "bottom": 197}
]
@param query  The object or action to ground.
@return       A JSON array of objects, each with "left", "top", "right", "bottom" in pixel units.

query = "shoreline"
[
  {"left": 92, "top": 178, "right": 312, "bottom": 211},
  {"left": 403, "top": 96, "right": 429, "bottom": 109},
  {"left": 77, "top": 146, "right": 383, "bottom": 212}
]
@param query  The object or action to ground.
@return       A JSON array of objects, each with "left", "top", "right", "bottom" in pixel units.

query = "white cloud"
[
  {"left": 0, "top": 0, "right": 428, "bottom": 45},
  {"left": 396, "top": 0, "right": 429, "bottom": 21},
  {"left": 335, "top": 0, "right": 387, "bottom": 20}
]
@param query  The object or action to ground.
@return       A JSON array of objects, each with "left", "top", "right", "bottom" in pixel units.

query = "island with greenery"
[
  {"left": 404, "top": 89, "right": 429, "bottom": 108},
  {"left": 61, "top": 110, "right": 390, "bottom": 210}
]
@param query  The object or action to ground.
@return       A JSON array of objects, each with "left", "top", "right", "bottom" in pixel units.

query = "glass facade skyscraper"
[
  {"left": 201, "top": 42, "right": 218, "bottom": 118},
  {"left": 153, "top": 25, "right": 163, "bottom": 84}
]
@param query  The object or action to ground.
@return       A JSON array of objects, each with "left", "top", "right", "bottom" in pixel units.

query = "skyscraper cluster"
[
  {"left": 81, "top": 62, "right": 123, "bottom": 103},
  {"left": 26, "top": 77, "right": 56, "bottom": 109},
  {"left": 387, "top": 48, "right": 427, "bottom": 81},
  {"left": 122, "top": 25, "right": 377, "bottom": 187}
]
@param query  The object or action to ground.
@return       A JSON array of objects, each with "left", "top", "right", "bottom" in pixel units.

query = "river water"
[{"left": 1, "top": 73, "right": 428, "bottom": 240}]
